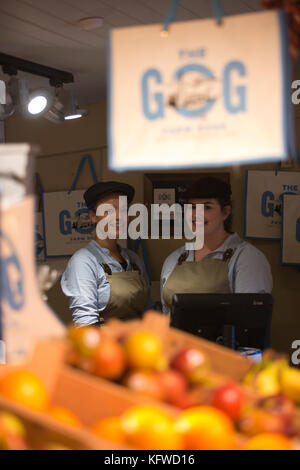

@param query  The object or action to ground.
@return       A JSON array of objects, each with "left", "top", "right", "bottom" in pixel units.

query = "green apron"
[
  {"left": 163, "top": 248, "right": 234, "bottom": 313},
  {"left": 86, "top": 244, "right": 148, "bottom": 322}
]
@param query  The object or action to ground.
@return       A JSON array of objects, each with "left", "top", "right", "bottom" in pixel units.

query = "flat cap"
[
  {"left": 84, "top": 181, "right": 135, "bottom": 208},
  {"left": 182, "top": 176, "right": 232, "bottom": 201}
]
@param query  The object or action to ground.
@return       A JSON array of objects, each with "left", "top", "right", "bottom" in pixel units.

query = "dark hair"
[{"left": 216, "top": 197, "right": 233, "bottom": 233}]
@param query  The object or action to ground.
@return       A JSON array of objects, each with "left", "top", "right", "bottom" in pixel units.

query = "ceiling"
[{"left": 0, "top": 0, "right": 266, "bottom": 105}]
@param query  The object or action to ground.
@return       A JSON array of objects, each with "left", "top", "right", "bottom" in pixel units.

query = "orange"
[
  {"left": 47, "top": 406, "right": 81, "bottom": 428},
  {"left": 120, "top": 405, "right": 184, "bottom": 450},
  {"left": 0, "top": 369, "right": 49, "bottom": 412},
  {"left": 124, "top": 331, "right": 162, "bottom": 370},
  {"left": 243, "top": 433, "right": 293, "bottom": 450},
  {"left": 92, "top": 417, "right": 126, "bottom": 444},
  {"left": 175, "top": 406, "right": 237, "bottom": 450}
]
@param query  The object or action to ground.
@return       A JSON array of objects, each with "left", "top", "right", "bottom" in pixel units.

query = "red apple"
[
  {"left": 123, "top": 370, "right": 165, "bottom": 401},
  {"left": 157, "top": 369, "right": 188, "bottom": 404},
  {"left": 171, "top": 347, "right": 209, "bottom": 385},
  {"left": 211, "top": 382, "right": 245, "bottom": 421},
  {"left": 93, "top": 339, "right": 127, "bottom": 380}
]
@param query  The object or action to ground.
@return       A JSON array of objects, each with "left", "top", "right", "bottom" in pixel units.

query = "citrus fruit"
[
  {"left": 0, "top": 369, "right": 49, "bottom": 412},
  {"left": 92, "top": 416, "right": 126, "bottom": 444},
  {"left": 175, "top": 405, "right": 237, "bottom": 450},
  {"left": 243, "top": 432, "right": 293, "bottom": 450},
  {"left": 120, "top": 405, "right": 184, "bottom": 450},
  {"left": 0, "top": 411, "right": 26, "bottom": 437},
  {"left": 124, "top": 331, "right": 162, "bottom": 370},
  {"left": 47, "top": 406, "right": 81, "bottom": 428}
]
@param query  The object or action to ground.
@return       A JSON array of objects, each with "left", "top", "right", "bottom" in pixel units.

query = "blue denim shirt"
[{"left": 61, "top": 240, "right": 150, "bottom": 325}]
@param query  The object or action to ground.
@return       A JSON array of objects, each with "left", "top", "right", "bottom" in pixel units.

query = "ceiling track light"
[
  {"left": 0, "top": 53, "right": 88, "bottom": 122},
  {"left": 0, "top": 52, "right": 74, "bottom": 87},
  {"left": 64, "top": 90, "right": 88, "bottom": 121}
]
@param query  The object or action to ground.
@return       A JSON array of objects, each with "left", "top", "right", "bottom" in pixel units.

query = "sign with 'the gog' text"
[{"left": 109, "top": 10, "right": 290, "bottom": 171}]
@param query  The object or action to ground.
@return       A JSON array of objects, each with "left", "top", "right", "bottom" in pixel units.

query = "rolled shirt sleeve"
[{"left": 61, "top": 250, "right": 109, "bottom": 326}]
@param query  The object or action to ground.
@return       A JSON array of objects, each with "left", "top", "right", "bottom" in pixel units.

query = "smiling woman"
[
  {"left": 160, "top": 175, "right": 273, "bottom": 314},
  {"left": 61, "top": 181, "right": 151, "bottom": 326}
]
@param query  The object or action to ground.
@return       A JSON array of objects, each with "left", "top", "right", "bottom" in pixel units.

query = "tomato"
[{"left": 211, "top": 382, "right": 245, "bottom": 421}]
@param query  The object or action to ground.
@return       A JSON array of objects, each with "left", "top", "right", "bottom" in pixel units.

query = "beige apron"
[
  {"left": 87, "top": 243, "right": 148, "bottom": 322},
  {"left": 163, "top": 248, "right": 234, "bottom": 313}
]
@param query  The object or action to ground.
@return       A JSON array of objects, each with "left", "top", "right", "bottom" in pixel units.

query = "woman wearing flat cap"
[
  {"left": 61, "top": 181, "right": 150, "bottom": 325},
  {"left": 161, "top": 176, "right": 273, "bottom": 314}
]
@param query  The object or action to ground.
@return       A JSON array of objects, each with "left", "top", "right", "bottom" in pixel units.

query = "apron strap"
[
  {"left": 177, "top": 251, "right": 189, "bottom": 265},
  {"left": 177, "top": 247, "right": 235, "bottom": 264},
  {"left": 86, "top": 243, "right": 112, "bottom": 274},
  {"left": 86, "top": 242, "right": 141, "bottom": 275}
]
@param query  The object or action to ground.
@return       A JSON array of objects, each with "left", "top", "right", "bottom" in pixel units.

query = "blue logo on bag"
[
  {"left": 0, "top": 230, "right": 24, "bottom": 310},
  {"left": 141, "top": 61, "right": 247, "bottom": 119},
  {"left": 59, "top": 208, "right": 94, "bottom": 235}
]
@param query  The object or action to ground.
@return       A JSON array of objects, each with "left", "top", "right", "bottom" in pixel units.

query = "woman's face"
[
  {"left": 188, "top": 198, "right": 231, "bottom": 237},
  {"left": 89, "top": 193, "right": 128, "bottom": 239}
]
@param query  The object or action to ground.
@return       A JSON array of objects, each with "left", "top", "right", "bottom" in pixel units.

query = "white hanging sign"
[
  {"left": 281, "top": 194, "right": 300, "bottom": 265},
  {"left": 109, "top": 10, "right": 290, "bottom": 171},
  {"left": 43, "top": 190, "right": 95, "bottom": 257},
  {"left": 245, "top": 171, "right": 300, "bottom": 240}
]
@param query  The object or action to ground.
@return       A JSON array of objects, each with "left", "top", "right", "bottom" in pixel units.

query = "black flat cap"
[
  {"left": 182, "top": 176, "right": 232, "bottom": 201},
  {"left": 84, "top": 181, "right": 135, "bottom": 208}
]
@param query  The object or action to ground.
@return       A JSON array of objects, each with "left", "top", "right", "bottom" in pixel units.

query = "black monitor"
[{"left": 170, "top": 293, "right": 273, "bottom": 351}]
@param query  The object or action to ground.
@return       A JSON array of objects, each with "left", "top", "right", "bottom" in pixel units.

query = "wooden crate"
[{"left": 1, "top": 312, "right": 299, "bottom": 449}]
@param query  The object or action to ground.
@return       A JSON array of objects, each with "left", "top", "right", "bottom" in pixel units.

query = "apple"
[
  {"left": 171, "top": 392, "right": 198, "bottom": 409},
  {"left": 93, "top": 338, "right": 127, "bottom": 380},
  {"left": 211, "top": 382, "right": 245, "bottom": 421},
  {"left": 171, "top": 347, "right": 209, "bottom": 385},
  {"left": 123, "top": 370, "right": 165, "bottom": 401},
  {"left": 157, "top": 369, "right": 188, "bottom": 405},
  {"left": 258, "top": 394, "right": 294, "bottom": 429},
  {"left": 238, "top": 407, "right": 290, "bottom": 437},
  {"left": 68, "top": 325, "right": 104, "bottom": 359}
]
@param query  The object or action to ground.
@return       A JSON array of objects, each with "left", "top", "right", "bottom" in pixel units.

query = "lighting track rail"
[{"left": 0, "top": 52, "right": 74, "bottom": 86}]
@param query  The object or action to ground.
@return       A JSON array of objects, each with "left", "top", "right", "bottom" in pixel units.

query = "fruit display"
[
  {"left": 90, "top": 404, "right": 296, "bottom": 450},
  {"left": 64, "top": 320, "right": 300, "bottom": 449},
  {"left": 0, "top": 312, "right": 299, "bottom": 450}
]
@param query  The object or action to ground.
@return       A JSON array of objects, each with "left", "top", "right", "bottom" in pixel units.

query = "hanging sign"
[
  {"left": 109, "top": 10, "right": 291, "bottom": 171},
  {"left": 245, "top": 170, "right": 300, "bottom": 240},
  {"left": 281, "top": 194, "right": 300, "bottom": 265}
]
